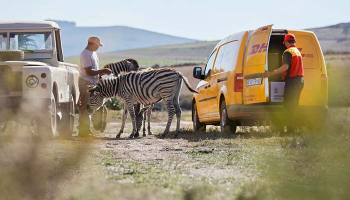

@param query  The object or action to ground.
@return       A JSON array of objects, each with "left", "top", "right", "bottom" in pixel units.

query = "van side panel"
[
  {"left": 289, "top": 31, "right": 328, "bottom": 106},
  {"left": 225, "top": 31, "right": 249, "bottom": 106},
  {"left": 207, "top": 32, "right": 247, "bottom": 122}
]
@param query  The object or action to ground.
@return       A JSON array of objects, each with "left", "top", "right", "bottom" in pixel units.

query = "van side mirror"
[{"left": 193, "top": 67, "right": 203, "bottom": 79}]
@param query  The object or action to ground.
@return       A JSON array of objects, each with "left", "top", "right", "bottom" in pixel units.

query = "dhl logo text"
[{"left": 247, "top": 43, "right": 267, "bottom": 55}]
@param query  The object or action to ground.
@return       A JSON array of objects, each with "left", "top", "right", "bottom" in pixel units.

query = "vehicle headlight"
[{"left": 26, "top": 75, "right": 39, "bottom": 88}]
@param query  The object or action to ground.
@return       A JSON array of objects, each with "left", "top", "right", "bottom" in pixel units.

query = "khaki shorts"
[{"left": 78, "top": 77, "right": 93, "bottom": 111}]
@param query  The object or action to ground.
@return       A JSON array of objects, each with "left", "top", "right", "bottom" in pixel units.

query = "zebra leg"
[
  {"left": 173, "top": 100, "right": 182, "bottom": 138},
  {"left": 143, "top": 111, "right": 146, "bottom": 136},
  {"left": 125, "top": 101, "right": 138, "bottom": 138},
  {"left": 173, "top": 83, "right": 182, "bottom": 138},
  {"left": 134, "top": 104, "right": 141, "bottom": 138},
  {"left": 116, "top": 104, "right": 128, "bottom": 138},
  {"left": 160, "top": 100, "right": 176, "bottom": 138},
  {"left": 147, "top": 104, "right": 154, "bottom": 135}
]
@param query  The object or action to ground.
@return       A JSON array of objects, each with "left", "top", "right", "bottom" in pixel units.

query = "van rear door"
[
  {"left": 243, "top": 25, "right": 273, "bottom": 104},
  {"left": 289, "top": 31, "right": 327, "bottom": 107}
]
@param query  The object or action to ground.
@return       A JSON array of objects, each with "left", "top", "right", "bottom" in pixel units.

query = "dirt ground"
[
  {"left": 1, "top": 108, "right": 349, "bottom": 200},
  {"left": 0, "top": 112, "right": 264, "bottom": 200}
]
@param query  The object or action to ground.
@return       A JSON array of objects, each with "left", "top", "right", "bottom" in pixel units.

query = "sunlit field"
[{"left": 0, "top": 54, "right": 349, "bottom": 200}]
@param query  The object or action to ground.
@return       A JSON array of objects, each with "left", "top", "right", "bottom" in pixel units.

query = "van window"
[
  {"left": 0, "top": 33, "right": 7, "bottom": 50},
  {"left": 204, "top": 50, "right": 217, "bottom": 78},
  {"left": 295, "top": 35, "right": 319, "bottom": 69},
  {"left": 221, "top": 41, "right": 240, "bottom": 72},
  {"left": 213, "top": 45, "right": 227, "bottom": 74}
]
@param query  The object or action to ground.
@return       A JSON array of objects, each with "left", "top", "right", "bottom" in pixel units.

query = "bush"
[
  {"left": 179, "top": 95, "right": 192, "bottom": 110},
  {"left": 105, "top": 97, "right": 123, "bottom": 110}
]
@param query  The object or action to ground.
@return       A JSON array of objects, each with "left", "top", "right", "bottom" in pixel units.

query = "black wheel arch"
[
  {"left": 52, "top": 82, "right": 59, "bottom": 103},
  {"left": 219, "top": 94, "right": 226, "bottom": 114}
]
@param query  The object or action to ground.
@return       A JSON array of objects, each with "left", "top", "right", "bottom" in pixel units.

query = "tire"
[
  {"left": 38, "top": 96, "right": 57, "bottom": 139},
  {"left": 0, "top": 50, "right": 24, "bottom": 61},
  {"left": 220, "top": 100, "right": 237, "bottom": 134},
  {"left": 58, "top": 95, "right": 75, "bottom": 137},
  {"left": 193, "top": 103, "right": 206, "bottom": 132}
]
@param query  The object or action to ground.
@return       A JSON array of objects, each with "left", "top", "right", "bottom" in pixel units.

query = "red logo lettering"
[{"left": 249, "top": 43, "right": 268, "bottom": 55}]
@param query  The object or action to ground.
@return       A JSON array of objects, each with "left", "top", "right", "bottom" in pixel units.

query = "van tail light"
[
  {"left": 321, "top": 74, "right": 328, "bottom": 81},
  {"left": 234, "top": 74, "right": 244, "bottom": 92}
]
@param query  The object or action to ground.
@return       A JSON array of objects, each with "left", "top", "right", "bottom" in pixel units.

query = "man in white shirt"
[{"left": 78, "top": 36, "right": 111, "bottom": 136}]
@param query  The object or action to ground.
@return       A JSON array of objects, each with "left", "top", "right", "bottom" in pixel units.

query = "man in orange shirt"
[{"left": 263, "top": 34, "right": 304, "bottom": 133}]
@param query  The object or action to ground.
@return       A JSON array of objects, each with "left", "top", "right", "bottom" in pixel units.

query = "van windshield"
[{"left": 9, "top": 32, "right": 53, "bottom": 51}]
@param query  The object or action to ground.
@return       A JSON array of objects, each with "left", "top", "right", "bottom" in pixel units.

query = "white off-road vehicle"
[{"left": 0, "top": 21, "right": 79, "bottom": 138}]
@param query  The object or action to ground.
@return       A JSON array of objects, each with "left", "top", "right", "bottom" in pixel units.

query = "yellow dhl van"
[{"left": 192, "top": 25, "right": 328, "bottom": 132}]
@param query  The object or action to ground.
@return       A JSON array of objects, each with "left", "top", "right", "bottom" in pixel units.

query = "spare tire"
[{"left": 0, "top": 50, "right": 24, "bottom": 61}]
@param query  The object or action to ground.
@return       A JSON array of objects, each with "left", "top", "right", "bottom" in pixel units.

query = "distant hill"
[
  {"left": 65, "top": 40, "right": 218, "bottom": 67},
  {"left": 308, "top": 22, "right": 350, "bottom": 53},
  {"left": 48, "top": 20, "right": 199, "bottom": 56},
  {"left": 66, "top": 21, "right": 350, "bottom": 67}
]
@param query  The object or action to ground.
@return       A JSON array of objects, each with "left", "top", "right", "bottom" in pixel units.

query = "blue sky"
[{"left": 2, "top": 0, "right": 349, "bottom": 40}]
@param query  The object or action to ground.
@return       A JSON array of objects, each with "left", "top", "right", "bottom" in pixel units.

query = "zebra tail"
[{"left": 180, "top": 73, "right": 198, "bottom": 93}]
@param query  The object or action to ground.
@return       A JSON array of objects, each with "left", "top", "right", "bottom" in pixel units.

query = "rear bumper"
[{"left": 227, "top": 104, "right": 329, "bottom": 125}]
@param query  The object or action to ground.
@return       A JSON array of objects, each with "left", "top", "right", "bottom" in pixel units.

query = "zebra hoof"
[
  {"left": 148, "top": 131, "right": 153, "bottom": 135},
  {"left": 160, "top": 134, "right": 166, "bottom": 139},
  {"left": 173, "top": 134, "right": 178, "bottom": 138},
  {"left": 134, "top": 132, "right": 139, "bottom": 138},
  {"left": 116, "top": 134, "right": 121, "bottom": 138},
  {"left": 129, "top": 134, "right": 134, "bottom": 138},
  {"left": 143, "top": 133, "right": 146, "bottom": 137}
]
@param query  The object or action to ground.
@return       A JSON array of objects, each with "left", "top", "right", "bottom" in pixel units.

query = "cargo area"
[{"left": 267, "top": 31, "right": 287, "bottom": 103}]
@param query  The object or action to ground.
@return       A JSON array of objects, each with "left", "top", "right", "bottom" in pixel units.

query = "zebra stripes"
[
  {"left": 91, "top": 58, "right": 144, "bottom": 133},
  {"left": 88, "top": 68, "right": 197, "bottom": 138},
  {"left": 103, "top": 58, "right": 139, "bottom": 75}
]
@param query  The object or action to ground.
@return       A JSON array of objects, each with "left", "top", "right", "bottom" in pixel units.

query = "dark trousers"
[{"left": 283, "top": 76, "right": 304, "bottom": 131}]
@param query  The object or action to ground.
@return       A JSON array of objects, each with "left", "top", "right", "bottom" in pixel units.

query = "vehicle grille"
[{"left": 0, "top": 66, "right": 22, "bottom": 94}]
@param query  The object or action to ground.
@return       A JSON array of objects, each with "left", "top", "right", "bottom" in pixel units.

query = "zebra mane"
[{"left": 125, "top": 58, "right": 140, "bottom": 69}]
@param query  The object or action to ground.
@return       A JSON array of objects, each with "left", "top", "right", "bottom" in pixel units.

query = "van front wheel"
[{"left": 220, "top": 100, "right": 237, "bottom": 134}]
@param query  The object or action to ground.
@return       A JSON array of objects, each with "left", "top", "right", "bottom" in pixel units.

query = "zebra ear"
[{"left": 88, "top": 86, "right": 97, "bottom": 95}]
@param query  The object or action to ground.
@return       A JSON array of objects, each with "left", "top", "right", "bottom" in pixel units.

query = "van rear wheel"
[
  {"left": 193, "top": 103, "right": 206, "bottom": 132},
  {"left": 220, "top": 100, "right": 237, "bottom": 134}
]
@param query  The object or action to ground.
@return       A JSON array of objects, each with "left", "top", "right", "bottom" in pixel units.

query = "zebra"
[
  {"left": 103, "top": 58, "right": 139, "bottom": 76},
  {"left": 99, "top": 59, "right": 155, "bottom": 136},
  {"left": 87, "top": 68, "right": 197, "bottom": 138},
  {"left": 91, "top": 58, "right": 143, "bottom": 134}
]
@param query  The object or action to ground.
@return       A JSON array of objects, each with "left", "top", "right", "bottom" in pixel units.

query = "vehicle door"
[
  {"left": 207, "top": 44, "right": 227, "bottom": 120},
  {"left": 243, "top": 25, "right": 273, "bottom": 104},
  {"left": 289, "top": 31, "right": 326, "bottom": 106},
  {"left": 196, "top": 50, "right": 217, "bottom": 120}
]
